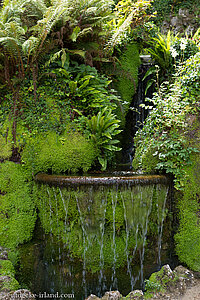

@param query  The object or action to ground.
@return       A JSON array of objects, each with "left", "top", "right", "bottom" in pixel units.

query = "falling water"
[
  {"left": 157, "top": 185, "right": 169, "bottom": 267},
  {"left": 111, "top": 189, "right": 118, "bottom": 290},
  {"left": 121, "top": 191, "right": 134, "bottom": 290},
  {"left": 138, "top": 186, "right": 154, "bottom": 287},
  {"left": 98, "top": 189, "right": 107, "bottom": 295},
  {"left": 75, "top": 193, "right": 88, "bottom": 298},
  {"left": 59, "top": 187, "right": 70, "bottom": 244},
  {"left": 46, "top": 186, "right": 56, "bottom": 292}
]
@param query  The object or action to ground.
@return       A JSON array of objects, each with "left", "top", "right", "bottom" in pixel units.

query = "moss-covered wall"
[
  {"left": 0, "top": 162, "right": 36, "bottom": 249},
  {"left": 174, "top": 122, "right": 200, "bottom": 271}
]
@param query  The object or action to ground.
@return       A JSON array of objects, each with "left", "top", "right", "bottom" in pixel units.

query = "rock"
[
  {"left": 86, "top": 294, "right": 101, "bottom": 300},
  {"left": 185, "top": 25, "right": 195, "bottom": 36},
  {"left": 102, "top": 291, "right": 122, "bottom": 300},
  {"left": 127, "top": 290, "right": 144, "bottom": 299},
  {"left": 171, "top": 16, "right": 182, "bottom": 27},
  {"left": 161, "top": 20, "right": 170, "bottom": 34},
  {"left": 193, "top": 271, "right": 200, "bottom": 279},
  {"left": 174, "top": 265, "right": 194, "bottom": 286},
  {"left": 0, "top": 248, "right": 8, "bottom": 260},
  {"left": 179, "top": 8, "right": 190, "bottom": 18},
  {"left": 2, "top": 289, "right": 35, "bottom": 299},
  {"left": 158, "top": 264, "right": 175, "bottom": 281}
]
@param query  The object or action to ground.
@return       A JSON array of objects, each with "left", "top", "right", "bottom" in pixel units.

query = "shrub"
[{"left": 21, "top": 130, "right": 97, "bottom": 175}]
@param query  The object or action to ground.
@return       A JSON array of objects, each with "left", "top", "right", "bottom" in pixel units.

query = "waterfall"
[
  {"left": 19, "top": 178, "right": 173, "bottom": 300},
  {"left": 120, "top": 61, "right": 153, "bottom": 167}
]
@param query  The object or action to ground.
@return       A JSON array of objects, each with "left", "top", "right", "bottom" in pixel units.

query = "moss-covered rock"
[{"left": 0, "top": 257, "right": 20, "bottom": 294}]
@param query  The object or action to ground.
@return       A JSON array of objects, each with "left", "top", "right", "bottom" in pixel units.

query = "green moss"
[
  {"left": 0, "top": 260, "right": 15, "bottom": 277},
  {"left": 22, "top": 130, "right": 97, "bottom": 175},
  {"left": 115, "top": 43, "right": 141, "bottom": 122},
  {"left": 0, "top": 162, "right": 36, "bottom": 249},
  {"left": 132, "top": 147, "right": 160, "bottom": 173},
  {"left": 1, "top": 276, "right": 20, "bottom": 292},
  {"left": 0, "top": 136, "right": 12, "bottom": 160},
  {"left": 175, "top": 153, "right": 200, "bottom": 271},
  {"left": 0, "top": 259, "right": 20, "bottom": 292},
  {"left": 144, "top": 265, "right": 179, "bottom": 299}
]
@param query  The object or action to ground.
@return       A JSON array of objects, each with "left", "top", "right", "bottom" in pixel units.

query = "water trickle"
[
  {"left": 46, "top": 186, "right": 56, "bottom": 291},
  {"left": 59, "top": 187, "right": 69, "bottom": 245},
  {"left": 121, "top": 191, "right": 134, "bottom": 290},
  {"left": 98, "top": 188, "right": 107, "bottom": 295},
  {"left": 75, "top": 192, "right": 88, "bottom": 298},
  {"left": 110, "top": 188, "right": 118, "bottom": 290},
  {"left": 138, "top": 186, "right": 154, "bottom": 287}
]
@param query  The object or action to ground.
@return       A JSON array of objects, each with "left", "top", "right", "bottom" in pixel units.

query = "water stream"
[{"left": 17, "top": 177, "right": 177, "bottom": 300}]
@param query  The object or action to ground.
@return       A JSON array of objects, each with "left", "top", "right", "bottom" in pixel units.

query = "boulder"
[
  {"left": 174, "top": 265, "right": 194, "bottom": 287},
  {"left": 2, "top": 289, "right": 35, "bottom": 299},
  {"left": 126, "top": 290, "right": 144, "bottom": 299},
  {"left": 102, "top": 291, "right": 122, "bottom": 300},
  {"left": 0, "top": 248, "right": 8, "bottom": 260},
  {"left": 86, "top": 294, "right": 101, "bottom": 300}
]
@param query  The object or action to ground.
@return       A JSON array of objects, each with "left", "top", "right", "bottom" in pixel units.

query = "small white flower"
[
  {"left": 170, "top": 47, "right": 179, "bottom": 58},
  {"left": 180, "top": 38, "right": 187, "bottom": 50}
]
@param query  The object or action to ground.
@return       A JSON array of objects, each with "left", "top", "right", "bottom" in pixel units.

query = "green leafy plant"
[
  {"left": 146, "top": 30, "right": 175, "bottom": 80},
  {"left": 133, "top": 52, "right": 200, "bottom": 189},
  {"left": 85, "top": 108, "right": 122, "bottom": 170}
]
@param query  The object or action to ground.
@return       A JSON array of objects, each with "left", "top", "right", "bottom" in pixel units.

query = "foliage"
[
  {"left": 84, "top": 108, "right": 121, "bottom": 170},
  {"left": 21, "top": 130, "right": 97, "bottom": 175},
  {"left": 0, "top": 135, "right": 12, "bottom": 160},
  {"left": 133, "top": 52, "right": 200, "bottom": 189},
  {"left": 146, "top": 31, "right": 175, "bottom": 80},
  {"left": 144, "top": 278, "right": 162, "bottom": 293},
  {"left": 0, "top": 161, "right": 36, "bottom": 249},
  {"left": 171, "top": 37, "right": 199, "bottom": 63},
  {"left": 45, "top": 62, "right": 121, "bottom": 117},
  {"left": 145, "top": 31, "right": 199, "bottom": 83},
  {"left": 1, "top": 62, "right": 122, "bottom": 156},
  {"left": 152, "top": 0, "right": 200, "bottom": 25},
  {"left": 106, "top": 0, "right": 153, "bottom": 50}
]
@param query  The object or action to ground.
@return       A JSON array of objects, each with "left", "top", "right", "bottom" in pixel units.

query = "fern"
[{"left": 106, "top": 0, "right": 152, "bottom": 50}]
